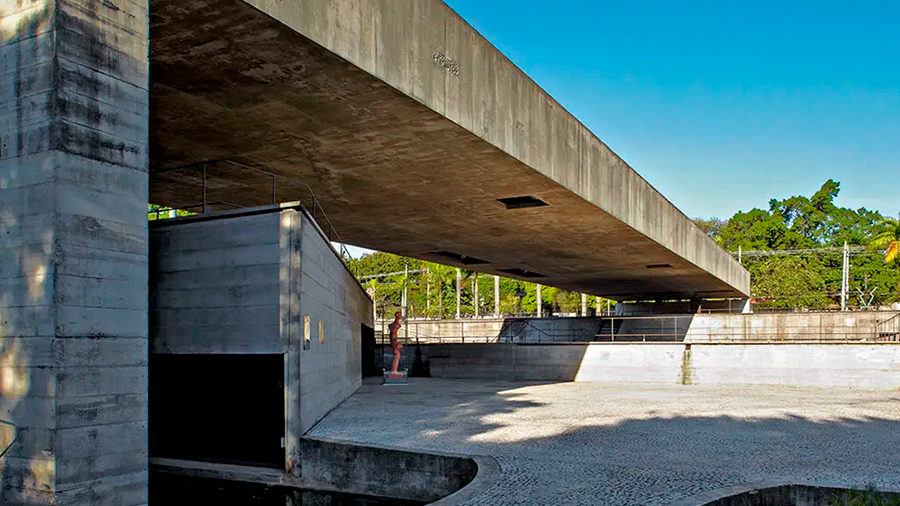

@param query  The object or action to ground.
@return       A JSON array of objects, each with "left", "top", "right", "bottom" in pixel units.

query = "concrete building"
[
  {"left": 149, "top": 204, "right": 371, "bottom": 474},
  {"left": 1, "top": 0, "right": 749, "bottom": 504},
  {"left": 148, "top": 0, "right": 749, "bottom": 301}
]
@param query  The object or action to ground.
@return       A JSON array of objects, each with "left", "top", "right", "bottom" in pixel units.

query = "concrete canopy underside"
[{"left": 148, "top": 0, "right": 749, "bottom": 300}]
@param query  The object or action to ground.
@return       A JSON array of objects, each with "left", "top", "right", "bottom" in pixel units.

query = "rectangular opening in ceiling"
[
  {"left": 498, "top": 268, "right": 547, "bottom": 278},
  {"left": 497, "top": 195, "right": 548, "bottom": 209},
  {"left": 646, "top": 263, "right": 673, "bottom": 269},
  {"left": 431, "top": 251, "right": 490, "bottom": 265}
]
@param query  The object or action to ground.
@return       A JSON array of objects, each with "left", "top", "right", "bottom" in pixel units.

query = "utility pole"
[
  {"left": 536, "top": 284, "right": 543, "bottom": 317},
  {"left": 581, "top": 293, "right": 588, "bottom": 316},
  {"left": 841, "top": 241, "right": 849, "bottom": 311},
  {"left": 473, "top": 272, "right": 479, "bottom": 318},
  {"left": 455, "top": 268, "right": 461, "bottom": 319},
  {"left": 401, "top": 263, "right": 408, "bottom": 319},
  {"left": 494, "top": 275, "right": 500, "bottom": 318}
]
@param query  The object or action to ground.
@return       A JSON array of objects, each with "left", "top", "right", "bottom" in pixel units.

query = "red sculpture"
[{"left": 388, "top": 311, "right": 403, "bottom": 376}]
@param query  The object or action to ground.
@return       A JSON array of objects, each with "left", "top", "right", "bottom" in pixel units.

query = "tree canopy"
[{"left": 696, "top": 180, "right": 898, "bottom": 310}]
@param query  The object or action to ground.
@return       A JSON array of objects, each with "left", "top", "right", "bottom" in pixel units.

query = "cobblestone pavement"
[{"left": 308, "top": 379, "right": 900, "bottom": 505}]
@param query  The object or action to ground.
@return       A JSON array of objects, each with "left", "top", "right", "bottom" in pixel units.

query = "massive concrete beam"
[
  {"left": 1, "top": 0, "right": 148, "bottom": 504},
  {"left": 149, "top": 0, "right": 749, "bottom": 300}
]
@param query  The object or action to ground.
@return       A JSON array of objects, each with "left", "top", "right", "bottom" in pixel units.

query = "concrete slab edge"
[
  {"left": 665, "top": 478, "right": 900, "bottom": 506},
  {"left": 428, "top": 455, "right": 502, "bottom": 506}
]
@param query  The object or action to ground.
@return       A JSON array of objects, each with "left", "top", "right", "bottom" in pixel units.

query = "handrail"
[
  {"left": 0, "top": 419, "right": 16, "bottom": 460},
  {"left": 150, "top": 159, "right": 357, "bottom": 274},
  {"left": 500, "top": 319, "right": 555, "bottom": 343},
  {"left": 875, "top": 313, "right": 900, "bottom": 341}
]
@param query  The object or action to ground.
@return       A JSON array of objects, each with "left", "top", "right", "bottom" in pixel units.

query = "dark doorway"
[
  {"left": 361, "top": 324, "right": 378, "bottom": 377},
  {"left": 150, "top": 354, "right": 285, "bottom": 468}
]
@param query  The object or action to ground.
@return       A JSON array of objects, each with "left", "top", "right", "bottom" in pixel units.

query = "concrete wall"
[
  {"left": 296, "top": 210, "right": 371, "bottom": 435},
  {"left": 300, "top": 438, "right": 477, "bottom": 504},
  {"left": 1, "top": 1, "right": 150, "bottom": 504},
  {"left": 150, "top": 204, "right": 371, "bottom": 477},
  {"left": 401, "top": 343, "right": 900, "bottom": 389},
  {"left": 150, "top": 214, "right": 285, "bottom": 354},
  {"left": 684, "top": 311, "right": 892, "bottom": 342},
  {"left": 379, "top": 317, "right": 603, "bottom": 343},
  {"left": 374, "top": 311, "right": 898, "bottom": 344},
  {"left": 150, "top": 438, "right": 488, "bottom": 505},
  {"left": 243, "top": 0, "right": 749, "bottom": 297}
]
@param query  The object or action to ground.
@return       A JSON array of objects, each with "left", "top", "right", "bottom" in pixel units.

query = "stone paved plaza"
[{"left": 308, "top": 379, "right": 900, "bottom": 505}]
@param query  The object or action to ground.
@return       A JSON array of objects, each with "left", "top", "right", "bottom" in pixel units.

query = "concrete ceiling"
[{"left": 148, "top": 0, "right": 749, "bottom": 300}]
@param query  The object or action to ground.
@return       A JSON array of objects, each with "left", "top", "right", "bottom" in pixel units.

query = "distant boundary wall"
[
  {"left": 390, "top": 343, "right": 900, "bottom": 389},
  {"left": 377, "top": 311, "right": 899, "bottom": 343}
]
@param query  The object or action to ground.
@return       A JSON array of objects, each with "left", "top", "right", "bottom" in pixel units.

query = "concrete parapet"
[{"left": 396, "top": 342, "right": 900, "bottom": 389}]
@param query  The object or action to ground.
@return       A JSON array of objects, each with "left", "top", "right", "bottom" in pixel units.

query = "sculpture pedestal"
[{"left": 382, "top": 369, "right": 409, "bottom": 385}]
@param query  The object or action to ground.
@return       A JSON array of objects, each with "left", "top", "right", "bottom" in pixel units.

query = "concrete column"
[
  {"left": 596, "top": 296, "right": 602, "bottom": 316},
  {"left": 1, "top": 2, "right": 149, "bottom": 504},
  {"left": 536, "top": 284, "right": 543, "bottom": 317},
  {"left": 581, "top": 293, "right": 588, "bottom": 316},
  {"left": 494, "top": 275, "right": 500, "bottom": 317},
  {"left": 456, "top": 268, "right": 461, "bottom": 319}
]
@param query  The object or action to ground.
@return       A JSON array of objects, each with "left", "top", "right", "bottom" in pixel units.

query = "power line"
[
  {"left": 358, "top": 269, "right": 426, "bottom": 280},
  {"left": 731, "top": 246, "right": 872, "bottom": 258}
]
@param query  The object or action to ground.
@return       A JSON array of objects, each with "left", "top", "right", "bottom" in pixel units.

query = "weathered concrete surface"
[
  {"left": 310, "top": 378, "right": 900, "bottom": 506},
  {"left": 392, "top": 342, "right": 900, "bottom": 389},
  {"left": 374, "top": 311, "right": 898, "bottom": 344},
  {"left": 684, "top": 311, "right": 894, "bottom": 342},
  {"left": 300, "top": 438, "right": 478, "bottom": 504},
  {"left": 149, "top": 204, "right": 371, "bottom": 475},
  {"left": 0, "top": 0, "right": 149, "bottom": 504},
  {"left": 377, "top": 317, "right": 605, "bottom": 343},
  {"left": 149, "top": 438, "right": 491, "bottom": 504},
  {"left": 147, "top": 0, "right": 748, "bottom": 300},
  {"left": 296, "top": 205, "right": 372, "bottom": 436}
]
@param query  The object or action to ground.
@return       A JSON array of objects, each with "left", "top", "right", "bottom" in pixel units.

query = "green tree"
[
  {"left": 870, "top": 214, "right": 900, "bottom": 264},
  {"left": 148, "top": 203, "right": 195, "bottom": 220},
  {"left": 702, "top": 180, "right": 897, "bottom": 309},
  {"left": 752, "top": 257, "right": 832, "bottom": 309}
]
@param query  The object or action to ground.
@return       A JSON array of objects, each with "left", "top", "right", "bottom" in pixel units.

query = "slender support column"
[
  {"left": 494, "top": 275, "right": 501, "bottom": 317},
  {"left": 456, "top": 268, "right": 461, "bottom": 319},
  {"left": 581, "top": 293, "right": 588, "bottom": 316},
  {"left": 536, "top": 284, "right": 543, "bottom": 317},
  {"left": 473, "top": 272, "right": 479, "bottom": 318},
  {"left": 841, "top": 241, "right": 849, "bottom": 311}
]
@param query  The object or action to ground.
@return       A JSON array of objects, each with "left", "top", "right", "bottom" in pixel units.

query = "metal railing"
[
  {"left": 369, "top": 313, "right": 900, "bottom": 345},
  {"left": 151, "top": 159, "right": 355, "bottom": 271},
  {"left": 373, "top": 317, "right": 595, "bottom": 344},
  {"left": 595, "top": 314, "right": 897, "bottom": 343},
  {"left": 0, "top": 419, "right": 16, "bottom": 461},
  {"left": 876, "top": 313, "right": 900, "bottom": 342}
]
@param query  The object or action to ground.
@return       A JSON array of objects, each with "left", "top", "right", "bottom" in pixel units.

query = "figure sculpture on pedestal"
[{"left": 388, "top": 311, "right": 403, "bottom": 376}]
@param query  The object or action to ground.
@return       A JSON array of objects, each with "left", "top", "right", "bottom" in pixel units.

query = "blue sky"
[
  {"left": 345, "top": 1, "right": 899, "bottom": 259},
  {"left": 443, "top": 0, "right": 899, "bottom": 219}
]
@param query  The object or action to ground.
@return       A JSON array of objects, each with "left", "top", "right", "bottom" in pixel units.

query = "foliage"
[
  {"left": 347, "top": 253, "right": 612, "bottom": 319},
  {"left": 870, "top": 214, "right": 900, "bottom": 264},
  {"left": 751, "top": 257, "right": 832, "bottom": 309},
  {"left": 827, "top": 485, "right": 900, "bottom": 506},
  {"left": 692, "top": 217, "right": 727, "bottom": 238},
  {"left": 148, "top": 204, "right": 196, "bottom": 221},
  {"left": 707, "top": 180, "right": 898, "bottom": 310}
]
